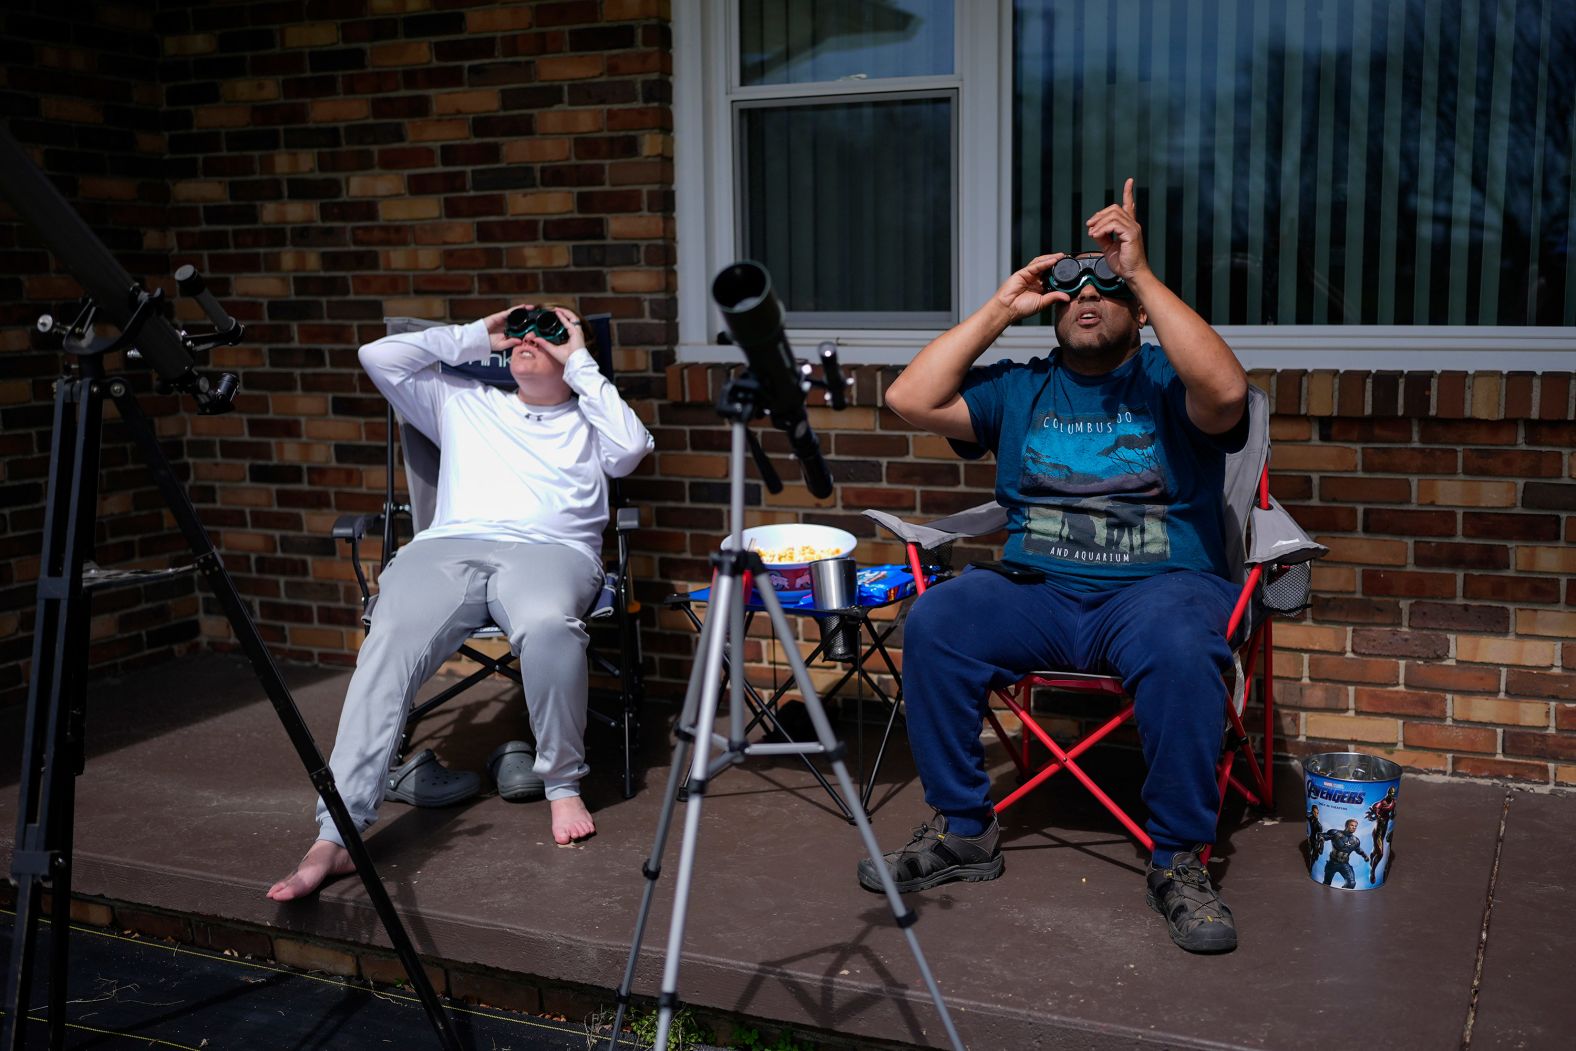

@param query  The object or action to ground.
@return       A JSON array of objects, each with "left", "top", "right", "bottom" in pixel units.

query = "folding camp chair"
[
  {"left": 865, "top": 386, "right": 1325, "bottom": 852},
  {"left": 332, "top": 314, "right": 646, "bottom": 798}
]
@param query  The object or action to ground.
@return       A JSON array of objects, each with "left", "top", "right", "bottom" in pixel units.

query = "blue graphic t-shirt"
[{"left": 958, "top": 344, "right": 1239, "bottom": 592}]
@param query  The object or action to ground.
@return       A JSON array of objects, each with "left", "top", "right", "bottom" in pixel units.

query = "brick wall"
[
  {"left": 0, "top": 0, "right": 676, "bottom": 707},
  {"left": 150, "top": 0, "right": 675, "bottom": 666},
  {"left": 0, "top": 1, "right": 201, "bottom": 706},
  {"left": 3, "top": 2, "right": 1571, "bottom": 791},
  {"left": 658, "top": 364, "right": 1576, "bottom": 789}
]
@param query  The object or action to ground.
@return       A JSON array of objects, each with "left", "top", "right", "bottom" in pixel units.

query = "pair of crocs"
[{"left": 385, "top": 742, "right": 545, "bottom": 808}]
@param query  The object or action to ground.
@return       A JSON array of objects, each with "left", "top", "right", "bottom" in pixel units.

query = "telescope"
[
  {"left": 0, "top": 126, "right": 239, "bottom": 413},
  {"left": 711, "top": 261, "right": 845, "bottom": 498}
]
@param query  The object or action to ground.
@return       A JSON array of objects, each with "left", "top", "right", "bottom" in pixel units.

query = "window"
[
  {"left": 676, "top": 1, "right": 1576, "bottom": 368},
  {"left": 1015, "top": 0, "right": 1576, "bottom": 328}
]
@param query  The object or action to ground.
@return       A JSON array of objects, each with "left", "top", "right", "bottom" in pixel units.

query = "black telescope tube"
[
  {"left": 0, "top": 125, "right": 200, "bottom": 389},
  {"left": 712, "top": 261, "right": 833, "bottom": 498},
  {"left": 175, "top": 264, "right": 239, "bottom": 335}
]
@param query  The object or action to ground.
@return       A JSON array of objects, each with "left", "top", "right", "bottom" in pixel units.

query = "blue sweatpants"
[{"left": 900, "top": 567, "right": 1240, "bottom": 863}]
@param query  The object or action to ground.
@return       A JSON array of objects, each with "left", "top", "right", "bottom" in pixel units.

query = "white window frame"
[{"left": 674, "top": 0, "right": 1576, "bottom": 371}]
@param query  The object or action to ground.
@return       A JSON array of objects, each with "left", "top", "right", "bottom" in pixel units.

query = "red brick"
[
  {"left": 887, "top": 462, "right": 960, "bottom": 486},
  {"left": 1362, "top": 447, "right": 1459, "bottom": 474},
  {"left": 1437, "top": 371, "right": 1468, "bottom": 416},
  {"left": 1504, "top": 373, "right": 1536, "bottom": 418},
  {"left": 1463, "top": 575, "right": 1563, "bottom": 604},
  {"left": 1462, "top": 448, "right": 1564, "bottom": 477},
  {"left": 1408, "top": 602, "right": 1510, "bottom": 633},
  {"left": 1402, "top": 722, "right": 1497, "bottom": 753},
  {"left": 1361, "top": 570, "right": 1457, "bottom": 599},
  {"left": 1414, "top": 542, "right": 1509, "bottom": 570},
  {"left": 1505, "top": 670, "right": 1576, "bottom": 702},
  {"left": 1354, "top": 687, "right": 1446, "bottom": 718},
  {"left": 1419, "top": 419, "right": 1520, "bottom": 445},
  {"left": 1535, "top": 375, "right": 1571, "bottom": 420},
  {"left": 1324, "top": 418, "right": 1414, "bottom": 443},
  {"left": 1525, "top": 481, "right": 1576, "bottom": 511},
  {"left": 1524, "top": 421, "right": 1576, "bottom": 445},
  {"left": 1403, "top": 662, "right": 1502, "bottom": 694},
  {"left": 1502, "top": 731, "right": 1576, "bottom": 760},
  {"left": 1268, "top": 474, "right": 1313, "bottom": 500},
  {"left": 1308, "top": 655, "right": 1399, "bottom": 685},
  {"left": 1276, "top": 681, "right": 1350, "bottom": 710},
  {"left": 1453, "top": 756, "right": 1549, "bottom": 782},
  {"left": 1352, "top": 628, "right": 1449, "bottom": 660},
  {"left": 1336, "top": 371, "right": 1367, "bottom": 415},
  {"left": 1314, "top": 598, "right": 1402, "bottom": 625},
  {"left": 1461, "top": 512, "right": 1561, "bottom": 542},
  {"left": 1363, "top": 508, "right": 1457, "bottom": 537},
  {"left": 1275, "top": 370, "right": 1305, "bottom": 414},
  {"left": 1319, "top": 476, "right": 1413, "bottom": 503},
  {"left": 1557, "top": 704, "right": 1576, "bottom": 731}
]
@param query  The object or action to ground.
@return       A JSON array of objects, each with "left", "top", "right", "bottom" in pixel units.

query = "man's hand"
[
  {"left": 992, "top": 252, "right": 1071, "bottom": 322},
  {"left": 1086, "top": 178, "right": 1151, "bottom": 281}
]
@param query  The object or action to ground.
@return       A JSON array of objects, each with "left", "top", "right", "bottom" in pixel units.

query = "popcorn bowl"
[{"left": 734, "top": 524, "right": 858, "bottom": 597}]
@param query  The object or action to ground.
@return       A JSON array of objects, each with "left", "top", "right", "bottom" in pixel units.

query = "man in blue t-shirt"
[{"left": 857, "top": 180, "right": 1251, "bottom": 954}]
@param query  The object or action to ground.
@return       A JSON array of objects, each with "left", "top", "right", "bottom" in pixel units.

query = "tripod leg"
[
  {"left": 4, "top": 376, "right": 104, "bottom": 1051},
  {"left": 105, "top": 384, "right": 460, "bottom": 1051},
  {"left": 650, "top": 572, "right": 738, "bottom": 1051},
  {"left": 606, "top": 585, "right": 722, "bottom": 1047},
  {"left": 753, "top": 582, "right": 966, "bottom": 1051}
]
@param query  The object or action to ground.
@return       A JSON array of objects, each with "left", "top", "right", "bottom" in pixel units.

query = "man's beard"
[{"left": 1054, "top": 310, "right": 1138, "bottom": 358}]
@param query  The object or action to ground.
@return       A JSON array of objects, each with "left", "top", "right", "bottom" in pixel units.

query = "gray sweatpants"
[{"left": 316, "top": 538, "right": 603, "bottom": 846}]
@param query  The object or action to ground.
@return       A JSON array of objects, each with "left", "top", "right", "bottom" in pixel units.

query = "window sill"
[{"left": 677, "top": 325, "right": 1576, "bottom": 372}]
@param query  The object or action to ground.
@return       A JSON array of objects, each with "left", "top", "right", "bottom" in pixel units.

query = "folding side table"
[{"left": 664, "top": 563, "right": 928, "bottom": 819}]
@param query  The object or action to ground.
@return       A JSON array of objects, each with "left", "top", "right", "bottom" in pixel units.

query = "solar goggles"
[
  {"left": 1043, "top": 255, "right": 1132, "bottom": 298},
  {"left": 504, "top": 306, "right": 570, "bottom": 345}
]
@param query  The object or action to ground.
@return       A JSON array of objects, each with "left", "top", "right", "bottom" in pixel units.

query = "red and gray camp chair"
[{"left": 865, "top": 386, "right": 1325, "bottom": 851}]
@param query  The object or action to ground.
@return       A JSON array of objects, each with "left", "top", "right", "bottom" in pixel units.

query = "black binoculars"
[
  {"left": 1043, "top": 255, "right": 1131, "bottom": 297},
  {"left": 504, "top": 306, "right": 570, "bottom": 345}
]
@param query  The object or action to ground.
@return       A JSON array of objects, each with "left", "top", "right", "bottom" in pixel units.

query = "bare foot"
[
  {"left": 549, "top": 796, "right": 596, "bottom": 845},
  {"left": 266, "top": 839, "right": 355, "bottom": 901}
]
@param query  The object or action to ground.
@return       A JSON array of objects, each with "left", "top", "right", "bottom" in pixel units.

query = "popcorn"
[{"left": 749, "top": 542, "right": 847, "bottom": 565}]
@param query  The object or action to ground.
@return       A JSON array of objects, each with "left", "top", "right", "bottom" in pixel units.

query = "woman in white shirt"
[{"left": 269, "top": 304, "right": 653, "bottom": 901}]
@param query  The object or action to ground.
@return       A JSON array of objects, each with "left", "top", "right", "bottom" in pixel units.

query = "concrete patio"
[{"left": 1, "top": 652, "right": 1570, "bottom": 1050}]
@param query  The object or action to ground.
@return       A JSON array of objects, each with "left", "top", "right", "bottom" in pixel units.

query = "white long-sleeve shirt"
[{"left": 357, "top": 319, "right": 653, "bottom": 568}]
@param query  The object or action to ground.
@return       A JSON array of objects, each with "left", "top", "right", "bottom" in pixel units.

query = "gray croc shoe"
[
  {"left": 488, "top": 740, "right": 546, "bottom": 802},
  {"left": 386, "top": 749, "right": 482, "bottom": 807}
]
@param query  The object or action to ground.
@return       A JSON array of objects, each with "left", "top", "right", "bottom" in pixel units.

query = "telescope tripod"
[
  {"left": 2, "top": 346, "right": 460, "bottom": 1050},
  {"left": 607, "top": 389, "right": 964, "bottom": 1051}
]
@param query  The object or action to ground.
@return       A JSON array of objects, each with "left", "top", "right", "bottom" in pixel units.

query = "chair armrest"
[
  {"left": 615, "top": 505, "right": 641, "bottom": 532},
  {"left": 332, "top": 512, "right": 383, "bottom": 542},
  {"left": 862, "top": 501, "right": 1008, "bottom": 550},
  {"left": 1245, "top": 496, "right": 1327, "bottom": 566},
  {"left": 331, "top": 512, "right": 387, "bottom": 607}
]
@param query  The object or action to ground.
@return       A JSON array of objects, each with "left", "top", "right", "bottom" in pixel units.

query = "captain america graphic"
[
  {"left": 1020, "top": 404, "right": 1173, "bottom": 566},
  {"left": 1320, "top": 819, "right": 1370, "bottom": 888}
]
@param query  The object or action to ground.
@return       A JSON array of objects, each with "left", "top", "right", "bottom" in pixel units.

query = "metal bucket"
[{"left": 1302, "top": 752, "right": 1402, "bottom": 890}]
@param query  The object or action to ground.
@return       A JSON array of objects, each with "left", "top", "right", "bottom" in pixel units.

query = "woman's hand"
[{"left": 482, "top": 304, "right": 527, "bottom": 355}]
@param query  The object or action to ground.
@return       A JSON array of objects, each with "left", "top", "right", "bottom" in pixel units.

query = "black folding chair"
[{"left": 332, "top": 314, "right": 645, "bottom": 798}]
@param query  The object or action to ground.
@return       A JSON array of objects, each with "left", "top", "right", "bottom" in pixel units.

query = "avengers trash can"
[{"left": 1302, "top": 752, "right": 1402, "bottom": 890}]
